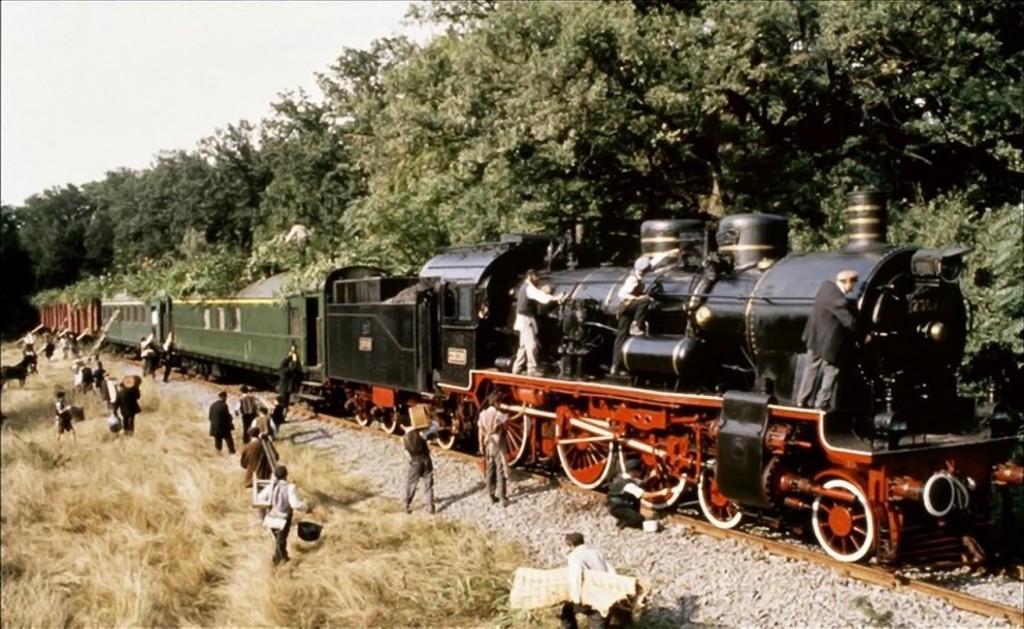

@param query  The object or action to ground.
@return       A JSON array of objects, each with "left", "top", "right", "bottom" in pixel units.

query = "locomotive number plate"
[
  {"left": 447, "top": 347, "right": 467, "bottom": 365},
  {"left": 358, "top": 336, "right": 373, "bottom": 352}
]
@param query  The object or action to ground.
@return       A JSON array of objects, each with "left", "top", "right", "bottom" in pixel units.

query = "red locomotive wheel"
[
  {"left": 698, "top": 461, "right": 743, "bottom": 529},
  {"left": 616, "top": 449, "right": 688, "bottom": 510},
  {"left": 502, "top": 415, "right": 531, "bottom": 466},
  {"left": 378, "top": 410, "right": 401, "bottom": 435},
  {"left": 354, "top": 411, "right": 372, "bottom": 428},
  {"left": 811, "top": 478, "right": 876, "bottom": 563},
  {"left": 433, "top": 426, "right": 457, "bottom": 450},
  {"left": 556, "top": 420, "right": 615, "bottom": 490}
]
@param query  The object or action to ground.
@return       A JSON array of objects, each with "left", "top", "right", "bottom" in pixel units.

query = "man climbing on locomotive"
[
  {"left": 610, "top": 257, "right": 654, "bottom": 376},
  {"left": 512, "top": 269, "right": 564, "bottom": 377},
  {"left": 796, "top": 269, "right": 860, "bottom": 411}
]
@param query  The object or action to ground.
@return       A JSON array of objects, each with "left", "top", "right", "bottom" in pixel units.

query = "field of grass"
[{"left": 1, "top": 347, "right": 543, "bottom": 627}]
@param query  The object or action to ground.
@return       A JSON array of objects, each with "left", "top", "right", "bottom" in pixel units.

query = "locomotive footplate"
[{"left": 717, "top": 391, "right": 774, "bottom": 508}]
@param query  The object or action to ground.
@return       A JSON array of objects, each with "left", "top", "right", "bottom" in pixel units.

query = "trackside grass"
[{"left": 0, "top": 347, "right": 547, "bottom": 627}]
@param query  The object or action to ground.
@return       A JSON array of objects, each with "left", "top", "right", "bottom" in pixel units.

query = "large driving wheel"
[
  {"left": 432, "top": 426, "right": 457, "bottom": 450},
  {"left": 617, "top": 449, "right": 688, "bottom": 510},
  {"left": 503, "top": 414, "right": 531, "bottom": 466},
  {"left": 353, "top": 409, "right": 372, "bottom": 427},
  {"left": 378, "top": 409, "right": 401, "bottom": 435},
  {"left": 811, "top": 478, "right": 876, "bottom": 563},
  {"left": 698, "top": 460, "right": 743, "bottom": 529},
  {"left": 556, "top": 420, "right": 615, "bottom": 490}
]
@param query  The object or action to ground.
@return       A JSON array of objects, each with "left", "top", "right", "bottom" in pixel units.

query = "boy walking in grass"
[{"left": 54, "top": 391, "right": 76, "bottom": 443}]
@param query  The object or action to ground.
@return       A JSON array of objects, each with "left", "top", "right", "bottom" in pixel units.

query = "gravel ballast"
[{"left": 160, "top": 376, "right": 1024, "bottom": 627}]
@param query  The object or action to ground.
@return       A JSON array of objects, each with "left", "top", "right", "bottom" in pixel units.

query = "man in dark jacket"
[
  {"left": 607, "top": 458, "right": 670, "bottom": 529},
  {"left": 796, "top": 269, "right": 860, "bottom": 411},
  {"left": 208, "top": 391, "right": 236, "bottom": 454},
  {"left": 277, "top": 346, "right": 303, "bottom": 407},
  {"left": 115, "top": 376, "right": 142, "bottom": 436}
]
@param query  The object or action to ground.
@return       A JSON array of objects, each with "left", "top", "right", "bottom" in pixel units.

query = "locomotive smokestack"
[{"left": 845, "top": 190, "right": 887, "bottom": 250}]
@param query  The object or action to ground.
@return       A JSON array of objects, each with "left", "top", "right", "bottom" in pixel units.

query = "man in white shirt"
[
  {"left": 512, "top": 269, "right": 563, "bottom": 377},
  {"left": 257, "top": 465, "right": 313, "bottom": 565},
  {"left": 560, "top": 532, "right": 615, "bottom": 629},
  {"left": 477, "top": 394, "right": 510, "bottom": 506}
]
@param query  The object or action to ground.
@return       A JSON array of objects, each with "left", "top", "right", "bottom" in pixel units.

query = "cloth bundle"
[{"left": 509, "top": 567, "right": 645, "bottom": 617}]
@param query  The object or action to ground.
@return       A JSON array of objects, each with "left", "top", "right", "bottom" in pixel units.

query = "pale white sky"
[{"left": 1, "top": 1, "right": 424, "bottom": 206}]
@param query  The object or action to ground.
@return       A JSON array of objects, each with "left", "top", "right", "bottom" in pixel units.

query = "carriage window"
[
  {"left": 218, "top": 307, "right": 226, "bottom": 330},
  {"left": 203, "top": 309, "right": 211, "bottom": 329},
  {"left": 458, "top": 286, "right": 475, "bottom": 321},
  {"left": 234, "top": 308, "right": 242, "bottom": 331}
]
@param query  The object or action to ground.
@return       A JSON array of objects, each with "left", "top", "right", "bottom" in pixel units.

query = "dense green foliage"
[{"left": 6, "top": 1, "right": 1022, "bottom": 388}]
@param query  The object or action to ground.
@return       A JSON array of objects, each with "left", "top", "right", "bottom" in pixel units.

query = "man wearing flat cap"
[
  {"left": 796, "top": 269, "right": 860, "bottom": 411},
  {"left": 610, "top": 256, "right": 654, "bottom": 376}
]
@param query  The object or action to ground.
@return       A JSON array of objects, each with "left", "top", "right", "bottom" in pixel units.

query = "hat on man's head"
[
  {"left": 837, "top": 269, "right": 859, "bottom": 282},
  {"left": 634, "top": 257, "right": 652, "bottom": 273},
  {"left": 565, "top": 532, "right": 585, "bottom": 546},
  {"left": 274, "top": 465, "right": 288, "bottom": 480}
]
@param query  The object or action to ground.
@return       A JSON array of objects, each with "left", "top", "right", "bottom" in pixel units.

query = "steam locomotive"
[
  {"left": 39, "top": 190, "right": 1022, "bottom": 564},
  {"left": 319, "top": 189, "right": 1021, "bottom": 565}
]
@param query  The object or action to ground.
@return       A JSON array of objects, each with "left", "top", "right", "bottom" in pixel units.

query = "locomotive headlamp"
[
  {"left": 928, "top": 322, "right": 947, "bottom": 341},
  {"left": 911, "top": 246, "right": 971, "bottom": 283}
]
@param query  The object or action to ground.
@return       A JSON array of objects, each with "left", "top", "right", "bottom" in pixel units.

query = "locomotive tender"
[{"left": 39, "top": 190, "right": 1022, "bottom": 564}]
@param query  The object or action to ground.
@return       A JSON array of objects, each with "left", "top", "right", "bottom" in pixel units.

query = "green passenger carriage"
[{"left": 170, "top": 274, "right": 321, "bottom": 381}]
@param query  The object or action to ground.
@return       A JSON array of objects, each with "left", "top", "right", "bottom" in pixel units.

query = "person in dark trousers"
[
  {"left": 140, "top": 333, "right": 159, "bottom": 380},
  {"left": 270, "top": 394, "right": 287, "bottom": 428},
  {"left": 560, "top": 532, "right": 615, "bottom": 629},
  {"left": 402, "top": 421, "right": 436, "bottom": 514},
  {"left": 607, "top": 458, "right": 670, "bottom": 529},
  {"left": 237, "top": 385, "right": 262, "bottom": 444},
  {"left": 54, "top": 391, "right": 76, "bottom": 443},
  {"left": 115, "top": 376, "right": 142, "bottom": 436},
  {"left": 208, "top": 391, "right": 236, "bottom": 454},
  {"left": 257, "top": 465, "right": 312, "bottom": 566},
  {"left": 796, "top": 269, "right": 861, "bottom": 411},
  {"left": 611, "top": 257, "right": 654, "bottom": 376},
  {"left": 477, "top": 394, "right": 510, "bottom": 506},
  {"left": 92, "top": 360, "right": 106, "bottom": 403},
  {"left": 161, "top": 333, "right": 176, "bottom": 383},
  {"left": 277, "top": 346, "right": 303, "bottom": 407}
]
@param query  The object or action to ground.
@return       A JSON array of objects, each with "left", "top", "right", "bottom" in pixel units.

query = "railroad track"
[{"left": 121, "top": 363, "right": 1024, "bottom": 625}]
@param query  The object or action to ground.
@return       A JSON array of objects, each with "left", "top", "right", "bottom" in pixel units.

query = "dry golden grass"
[{"left": 1, "top": 347, "right": 545, "bottom": 628}]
